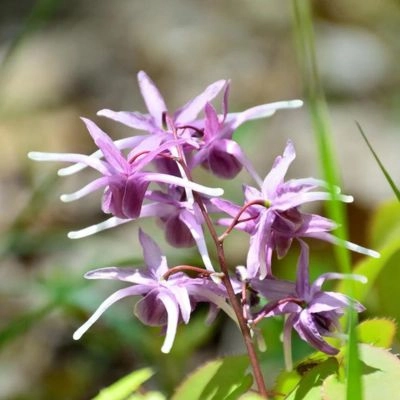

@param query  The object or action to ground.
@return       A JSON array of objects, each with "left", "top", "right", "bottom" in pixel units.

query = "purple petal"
[
  {"left": 310, "top": 272, "right": 368, "bottom": 296},
  {"left": 293, "top": 311, "right": 339, "bottom": 355},
  {"left": 295, "top": 240, "right": 310, "bottom": 298},
  {"left": 262, "top": 140, "right": 296, "bottom": 199},
  {"left": 137, "top": 71, "right": 168, "bottom": 127},
  {"left": 135, "top": 290, "right": 167, "bottom": 326},
  {"left": 102, "top": 175, "right": 149, "bottom": 219},
  {"left": 174, "top": 80, "right": 226, "bottom": 125},
  {"left": 97, "top": 109, "right": 161, "bottom": 133},
  {"left": 139, "top": 229, "right": 168, "bottom": 277},
  {"left": 84, "top": 266, "right": 154, "bottom": 286},
  {"left": 157, "top": 291, "right": 180, "bottom": 353},
  {"left": 207, "top": 139, "right": 243, "bottom": 179},
  {"left": 81, "top": 118, "right": 127, "bottom": 173},
  {"left": 204, "top": 102, "right": 220, "bottom": 141},
  {"left": 308, "top": 292, "right": 354, "bottom": 313},
  {"left": 164, "top": 212, "right": 196, "bottom": 248},
  {"left": 251, "top": 277, "right": 296, "bottom": 301},
  {"left": 171, "top": 285, "right": 192, "bottom": 324}
]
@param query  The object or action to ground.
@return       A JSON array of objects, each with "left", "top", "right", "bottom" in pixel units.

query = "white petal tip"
[
  {"left": 60, "top": 194, "right": 71, "bottom": 202},
  {"left": 161, "top": 345, "right": 171, "bottom": 354},
  {"left": 67, "top": 231, "right": 80, "bottom": 239},
  {"left": 288, "top": 100, "right": 303, "bottom": 108},
  {"left": 27, "top": 151, "right": 47, "bottom": 161},
  {"left": 368, "top": 250, "right": 380, "bottom": 258},
  {"left": 72, "top": 331, "right": 83, "bottom": 341}
]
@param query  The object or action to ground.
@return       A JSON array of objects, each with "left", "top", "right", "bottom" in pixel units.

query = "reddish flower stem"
[
  {"left": 218, "top": 199, "right": 266, "bottom": 242},
  {"left": 166, "top": 114, "right": 269, "bottom": 398}
]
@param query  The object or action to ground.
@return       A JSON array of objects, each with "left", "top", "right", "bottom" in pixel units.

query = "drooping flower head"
[
  {"left": 252, "top": 240, "right": 366, "bottom": 357},
  {"left": 213, "top": 140, "right": 379, "bottom": 279},
  {"left": 73, "top": 230, "right": 234, "bottom": 353}
]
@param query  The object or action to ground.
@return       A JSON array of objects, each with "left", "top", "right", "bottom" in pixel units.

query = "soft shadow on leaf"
[
  {"left": 273, "top": 352, "right": 336, "bottom": 399},
  {"left": 172, "top": 354, "right": 252, "bottom": 400},
  {"left": 322, "top": 344, "right": 400, "bottom": 400}
]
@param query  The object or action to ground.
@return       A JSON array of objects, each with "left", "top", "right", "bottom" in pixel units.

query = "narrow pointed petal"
[
  {"left": 262, "top": 140, "right": 296, "bottom": 199},
  {"left": 311, "top": 272, "right": 367, "bottom": 295},
  {"left": 81, "top": 118, "right": 127, "bottom": 173},
  {"left": 58, "top": 136, "right": 145, "bottom": 176},
  {"left": 295, "top": 240, "right": 310, "bottom": 299},
  {"left": 139, "top": 229, "right": 168, "bottom": 277},
  {"left": 84, "top": 266, "right": 154, "bottom": 285},
  {"left": 137, "top": 71, "right": 167, "bottom": 127},
  {"left": 227, "top": 100, "right": 303, "bottom": 131},
  {"left": 174, "top": 80, "right": 226, "bottom": 125},
  {"left": 172, "top": 286, "right": 192, "bottom": 324},
  {"left": 157, "top": 292, "right": 179, "bottom": 353},
  {"left": 179, "top": 208, "right": 215, "bottom": 271},
  {"left": 97, "top": 109, "right": 159, "bottom": 132}
]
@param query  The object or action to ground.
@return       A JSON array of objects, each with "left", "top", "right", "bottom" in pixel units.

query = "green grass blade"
[
  {"left": 291, "top": 2, "right": 362, "bottom": 399},
  {"left": 356, "top": 122, "right": 400, "bottom": 202}
]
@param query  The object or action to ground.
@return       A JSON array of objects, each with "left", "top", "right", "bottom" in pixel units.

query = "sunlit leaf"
[
  {"left": 322, "top": 345, "right": 400, "bottom": 400},
  {"left": 356, "top": 318, "right": 397, "bottom": 348},
  {"left": 93, "top": 368, "right": 154, "bottom": 400},
  {"left": 172, "top": 355, "right": 252, "bottom": 400}
]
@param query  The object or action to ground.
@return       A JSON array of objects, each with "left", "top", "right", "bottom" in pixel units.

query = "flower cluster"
[{"left": 29, "top": 71, "right": 379, "bottom": 360}]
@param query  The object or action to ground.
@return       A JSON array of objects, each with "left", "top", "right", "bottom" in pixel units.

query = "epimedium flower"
[
  {"left": 73, "top": 229, "right": 235, "bottom": 353},
  {"left": 28, "top": 117, "right": 224, "bottom": 221},
  {"left": 252, "top": 240, "right": 366, "bottom": 362},
  {"left": 189, "top": 85, "right": 303, "bottom": 182},
  {"left": 213, "top": 140, "right": 379, "bottom": 279},
  {"left": 97, "top": 70, "right": 227, "bottom": 137}
]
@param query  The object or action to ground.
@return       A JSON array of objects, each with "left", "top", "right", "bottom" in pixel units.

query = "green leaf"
[
  {"left": 128, "top": 392, "right": 166, "bottom": 400},
  {"left": 273, "top": 352, "right": 333, "bottom": 399},
  {"left": 283, "top": 358, "right": 339, "bottom": 400},
  {"left": 356, "top": 122, "right": 400, "bottom": 202},
  {"left": 356, "top": 318, "right": 397, "bottom": 348},
  {"left": 93, "top": 368, "right": 154, "bottom": 400},
  {"left": 238, "top": 393, "right": 265, "bottom": 400},
  {"left": 171, "top": 355, "right": 252, "bottom": 400},
  {"left": 322, "top": 345, "right": 400, "bottom": 400},
  {"left": 369, "top": 200, "right": 400, "bottom": 249}
]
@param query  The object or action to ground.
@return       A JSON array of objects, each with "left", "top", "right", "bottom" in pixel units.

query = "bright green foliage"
[
  {"left": 369, "top": 201, "right": 400, "bottom": 249},
  {"left": 238, "top": 393, "right": 265, "bottom": 399},
  {"left": 171, "top": 355, "right": 253, "bottom": 400},
  {"left": 93, "top": 368, "right": 154, "bottom": 400},
  {"left": 322, "top": 345, "right": 400, "bottom": 400},
  {"left": 274, "top": 353, "right": 336, "bottom": 399},
  {"left": 356, "top": 318, "right": 397, "bottom": 348}
]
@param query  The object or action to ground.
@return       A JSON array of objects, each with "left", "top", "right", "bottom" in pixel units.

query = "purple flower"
[
  {"left": 213, "top": 140, "right": 379, "bottom": 278},
  {"left": 253, "top": 240, "right": 366, "bottom": 356},
  {"left": 28, "top": 118, "right": 224, "bottom": 220},
  {"left": 97, "top": 71, "right": 227, "bottom": 137},
  {"left": 189, "top": 85, "right": 303, "bottom": 181},
  {"left": 73, "top": 230, "right": 233, "bottom": 353}
]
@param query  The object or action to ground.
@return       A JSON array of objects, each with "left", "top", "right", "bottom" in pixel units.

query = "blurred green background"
[{"left": 1, "top": 1, "right": 399, "bottom": 399}]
